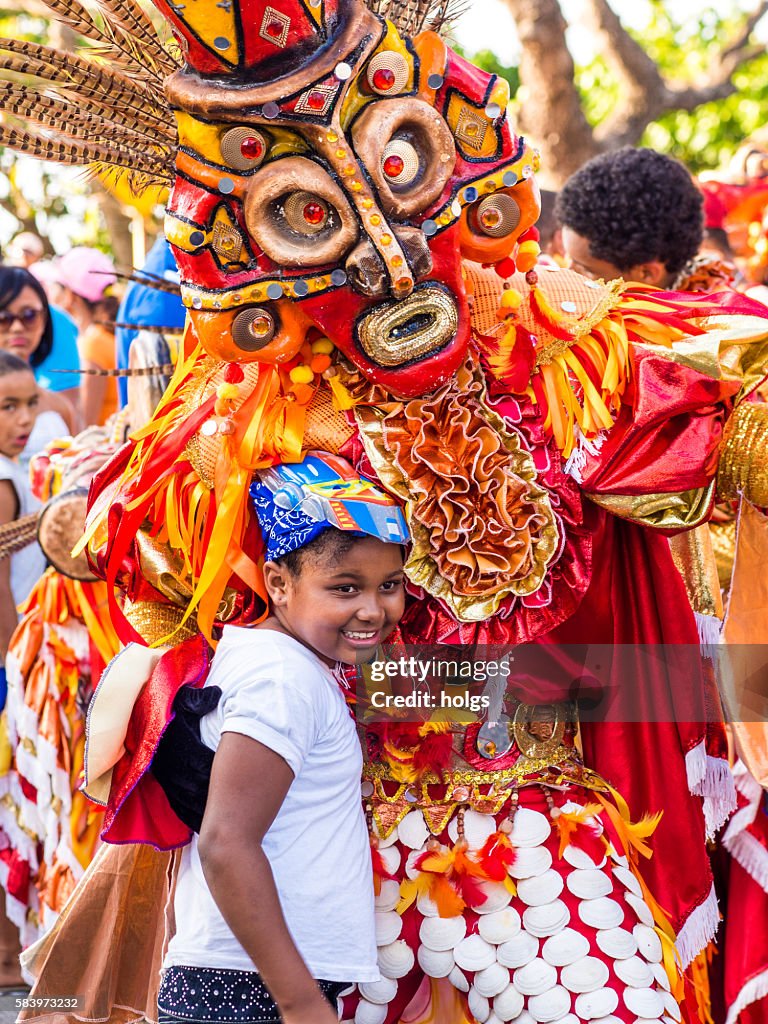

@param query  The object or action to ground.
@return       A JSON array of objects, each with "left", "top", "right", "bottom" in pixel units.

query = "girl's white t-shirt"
[{"left": 164, "top": 625, "right": 380, "bottom": 983}]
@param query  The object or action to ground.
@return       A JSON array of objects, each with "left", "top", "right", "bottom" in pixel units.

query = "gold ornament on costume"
[
  {"left": 231, "top": 307, "right": 278, "bottom": 351},
  {"left": 220, "top": 127, "right": 268, "bottom": 170},
  {"left": 474, "top": 193, "right": 521, "bottom": 238},
  {"left": 717, "top": 401, "right": 768, "bottom": 506},
  {"left": 366, "top": 51, "right": 410, "bottom": 95},
  {"left": 357, "top": 286, "right": 458, "bottom": 366}
]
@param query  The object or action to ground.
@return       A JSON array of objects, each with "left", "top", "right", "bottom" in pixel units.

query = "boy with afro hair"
[{"left": 555, "top": 147, "right": 704, "bottom": 287}]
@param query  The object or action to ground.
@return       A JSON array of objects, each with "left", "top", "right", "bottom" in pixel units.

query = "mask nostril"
[
  {"left": 395, "top": 227, "right": 433, "bottom": 281},
  {"left": 345, "top": 241, "right": 389, "bottom": 298}
]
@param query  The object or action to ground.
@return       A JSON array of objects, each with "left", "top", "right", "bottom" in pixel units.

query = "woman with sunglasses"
[{"left": 0, "top": 266, "right": 76, "bottom": 460}]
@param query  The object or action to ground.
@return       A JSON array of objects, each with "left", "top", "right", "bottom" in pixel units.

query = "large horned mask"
[{"left": 157, "top": 0, "right": 539, "bottom": 398}]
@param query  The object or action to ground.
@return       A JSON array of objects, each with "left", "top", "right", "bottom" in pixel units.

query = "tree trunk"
[
  {"left": 95, "top": 188, "right": 134, "bottom": 271},
  {"left": 502, "top": 0, "right": 600, "bottom": 186}
]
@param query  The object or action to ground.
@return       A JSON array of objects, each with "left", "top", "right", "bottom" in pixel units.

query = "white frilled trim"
[
  {"left": 676, "top": 881, "right": 720, "bottom": 971},
  {"left": 562, "top": 428, "right": 607, "bottom": 484},
  {"left": 723, "top": 761, "right": 768, "bottom": 893},
  {"left": 726, "top": 966, "right": 768, "bottom": 1024},
  {"left": 685, "top": 740, "right": 737, "bottom": 840}
]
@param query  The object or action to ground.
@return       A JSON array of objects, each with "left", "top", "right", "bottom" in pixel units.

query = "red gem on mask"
[
  {"left": 307, "top": 90, "right": 328, "bottom": 111},
  {"left": 239, "top": 135, "right": 264, "bottom": 161},
  {"left": 303, "top": 201, "right": 326, "bottom": 225},
  {"left": 383, "top": 154, "right": 405, "bottom": 179},
  {"left": 372, "top": 67, "right": 396, "bottom": 91},
  {"left": 265, "top": 18, "right": 284, "bottom": 37}
]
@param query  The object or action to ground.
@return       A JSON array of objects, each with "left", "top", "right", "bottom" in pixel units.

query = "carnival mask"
[{"left": 158, "top": 0, "right": 539, "bottom": 397}]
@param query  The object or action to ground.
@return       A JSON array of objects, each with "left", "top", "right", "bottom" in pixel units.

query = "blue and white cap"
[{"left": 249, "top": 451, "right": 409, "bottom": 561}]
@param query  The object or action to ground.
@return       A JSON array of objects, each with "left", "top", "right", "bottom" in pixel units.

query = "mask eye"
[
  {"left": 381, "top": 140, "right": 420, "bottom": 188},
  {"left": 473, "top": 193, "right": 521, "bottom": 237},
  {"left": 282, "top": 192, "right": 330, "bottom": 235},
  {"left": 220, "top": 127, "right": 267, "bottom": 171}
]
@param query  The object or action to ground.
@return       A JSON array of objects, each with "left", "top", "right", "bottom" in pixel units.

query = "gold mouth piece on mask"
[{"left": 356, "top": 284, "right": 458, "bottom": 367}]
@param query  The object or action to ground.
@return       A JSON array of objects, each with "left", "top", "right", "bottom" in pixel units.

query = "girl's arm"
[
  {"left": 198, "top": 731, "right": 339, "bottom": 1024},
  {"left": 0, "top": 480, "right": 19, "bottom": 661}
]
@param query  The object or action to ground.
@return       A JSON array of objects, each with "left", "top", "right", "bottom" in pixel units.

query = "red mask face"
[{"left": 158, "top": 0, "right": 540, "bottom": 398}]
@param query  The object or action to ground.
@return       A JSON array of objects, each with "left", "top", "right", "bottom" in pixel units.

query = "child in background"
[
  {"left": 0, "top": 351, "right": 46, "bottom": 667},
  {"left": 156, "top": 454, "right": 409, "bottom": 1024}
]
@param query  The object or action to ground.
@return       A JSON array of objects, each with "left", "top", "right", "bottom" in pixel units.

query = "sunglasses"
[{"left": 0, "top": 307, "right": 45, "bottom": 330}]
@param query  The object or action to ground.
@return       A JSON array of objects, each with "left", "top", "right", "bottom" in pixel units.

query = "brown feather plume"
[
  {"left": 0, "top": 38, "right": 172, "bottom": 127},
  {"left": 0, "top": 125, "right": 173, "bottom": 184},
  {"left": 92, "top": 0, "right": 179, "bottom": 76}
]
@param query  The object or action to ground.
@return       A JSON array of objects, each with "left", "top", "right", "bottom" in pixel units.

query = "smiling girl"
[{"left": 156, "top": 453, "right": 409, "bottom": 1024}]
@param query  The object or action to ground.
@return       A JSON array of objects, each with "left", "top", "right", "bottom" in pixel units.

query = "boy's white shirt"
[{"left": 164, "top": 624, "right": 380, "bottom": 983}]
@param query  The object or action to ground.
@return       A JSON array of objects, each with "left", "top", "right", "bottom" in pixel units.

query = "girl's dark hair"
[
  {"left": 0, "top": 266, "right": 53, "bottom": 367},
  {"left": 0, "top": 350, "right": 35, "bottom": 377},
  {"left": 276, "top": 527, "right": 360, "bottom": 575}
]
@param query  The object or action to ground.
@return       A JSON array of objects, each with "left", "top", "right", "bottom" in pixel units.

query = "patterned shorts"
[{"left": 157, "top": 965, "right": 347, "bottom": 1023}]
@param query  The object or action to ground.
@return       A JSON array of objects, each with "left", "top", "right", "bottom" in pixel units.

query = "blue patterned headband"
[{"left": 249, "top": 452, "right": 409, "bottom": 562}]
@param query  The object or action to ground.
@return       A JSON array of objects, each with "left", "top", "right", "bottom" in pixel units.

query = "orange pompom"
[{"left": 310, "top": 354, "right": 332, "bottom": 374}]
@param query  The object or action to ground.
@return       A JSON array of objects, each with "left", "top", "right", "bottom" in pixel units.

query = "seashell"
[
  {"left": 623, "top": 987, "right": 666, "bottom": 1018},
  {"left": 485, "top": 1015, "right": 503, "bottom": 1024},
  {"left": 662, "top": 1017, "right": 680, "bottom": 1024},
  {"left": 587, "top": 1017, "right": 622, "bottom": 1024},
  {"left": 509, "top": 845, "right": 553, "bottom": 879},
  {"left": 517, "top": 870, "right": 564, "bottom": 907},
  {"left": 596, "top": 926, "right": 638, "bottom": 960},
  {"left": 448, "top": 809, "right": 497, "bottom": 850},
  {"left": 473, "top": 880, "right": 513, "bottom": 914},
  {"left": 624, "top": 893, "right": 655, "bottom": 928},
  {"left": 449, "top": 965, "right": 470, "bottom": 992},
  {"left": 527, "top": 984, "right": 571, "bottom": 1022},
  {"left": 560, "top": 955, "right": 610, "bottom": 993},
  {"left": 378, "top": 845, "right": 401, "bottom": 876},
  {"left": 419, "top": 915, "right": 466, "bottom": 952},
  {"left": 371, "top": 818, "right": 398, "bottom": 849},
  {"left": 559, "top": 801, "right": 604, "bottom": 832},
  {"left": 468, "top": 986, "right": 491, "bottom": 1023},
  {"left": 663, "top": 991, "right": 682, "bottom": 1021},
  {"left": 633, "top": 923, "right": 663, "bottom": 963},
  {"left": 416, "top": 891, "right": 439, "bottom": 918},
  {"left": 417, "top": 944, "right": 455, "bottom": 978},
  {"left": 577, "top": 896, "right": 625, "bottom": 930},
  {"left": 609, "top": 845, "right": 629, "bottom": 868},
  {"left": 375, "top": 911, "right": 403, "bottom": 947},
  {"left": 566, "top": 868, "right": 613, "bottom": 900},
  {"left": 523, "top": 899, "right": 570, "bottom": 937},
  {"left": 404, "top": 849, "right": 422, "bottom": 880},
  {"left": 454, "top": 933, "right": 497, "bottom": 972},
  {"left": 377, "top": 939, "right": 415, "bottom": 979},
  {"left": 474, "top": 962, "right": 511, "bottom": 998},
  {"left": 563, "top": 844, "right": 606, "bottom": 870},
  {"left": 493, "top": 982, "right": 524, "bottom": 1022},
  {"left": 613, "top": 864, "right": 643, "bottom": 898},
  {"left": 478, "top": 907, "right": 522, "bottom": 945},
  {"left": 354, "top": 999, "right": 388, "bottom": 1024},
  {"left": 374, "top": 879, "right": 401, "bottom": 913},
  {"left": 397, "top": 811, "right": 430, "bottom": 850},
  {"left": 541, "top": 927, "right": 590, "bottom": 967},
  {"left": 510, "top": 807, "right": 552, "bottom": 848},
  {"left": 613, "top": 955, "right": 654, "bottom": 989},
  {"left": 652, "top": 962, "right": 671, "bottom": 991},
  {"left": 513, "top": 957, "right": 557, "bottom": 996},
  {"left": 574, "top": 988, "right": 619, "bottom": 1020},
  {"left": 507, "top": 1014, "right": 535, "bottom": 1024},
  {"left": 496, "top": 930, "right": 539, "bottom": 968},
  {"left": 358, "top": 977, "right": 398, "bottom": 1005}
]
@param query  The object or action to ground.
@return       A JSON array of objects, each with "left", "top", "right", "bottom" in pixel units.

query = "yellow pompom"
[
  {"left": 518, "top": 240, "right": 541, "bottom": 258},
  {"left": 289, "top": 364, "right": 314, "bottom": 384},
  {"left": 500, "top": 288, "right": 524, "bottom": 310},
  {"left": 215, "top": 382, "right": 240, "bottom": 402},
  {"left": 311, "top": 337, "right": 334, "bottom": 355}
]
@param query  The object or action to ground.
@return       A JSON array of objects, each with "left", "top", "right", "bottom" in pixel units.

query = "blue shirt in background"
[
  {"left": 35, "top": 307, "right": 81, "bottom": 392},
  {"left": 115, "top": 236, "right": 186, "bottom": 407}
]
